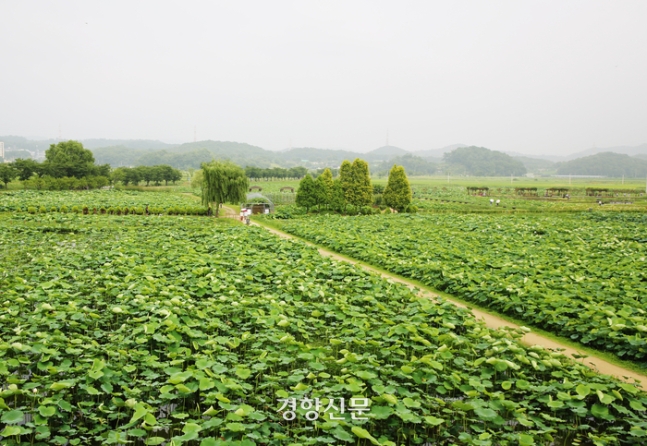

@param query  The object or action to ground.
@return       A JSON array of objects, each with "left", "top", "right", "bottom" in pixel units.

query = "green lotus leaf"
[{"left": 1, "top": 410, "right": 24, "bottom": 424}]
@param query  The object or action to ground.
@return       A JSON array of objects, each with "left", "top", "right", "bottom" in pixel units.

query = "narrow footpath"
[{"left": 248, "top": 217, "right": 647, "bottom": 387}]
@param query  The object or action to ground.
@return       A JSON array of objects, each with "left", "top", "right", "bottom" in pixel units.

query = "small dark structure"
[
  {"left": 545, "top": 187, "right": 569, "bottom": 197},
  {"left": 467, "top": 187, "right": 489, "bottom": 196},
  {"left": 249, "top": 185, "right": 263, "bottom": 192},
  {"left": 515, "top": 187, "right": 538, "bottom": 196},
  {"left": 586, "top": 188, "right": 610, "bottom": 197},
  {"left": 242, "top": 203, "right": 272, "bottom": 215},
  {"left": 280, "top": 186, "right": 295, "bottom": 193},
  {"left": 243, "top": 193, "right": 275, "bottom": 214}
]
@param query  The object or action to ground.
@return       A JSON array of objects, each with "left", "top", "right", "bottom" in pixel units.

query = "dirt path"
[{"left": 251, "top": 219, "right": 647, "bottom": 387}]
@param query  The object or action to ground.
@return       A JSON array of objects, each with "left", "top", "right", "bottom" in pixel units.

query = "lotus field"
[
  {"left": 0, "top": 190, "right": 204, "bottom": 214},
  {"left": 276, "top": 213, "right": 647, "bottom": 365},
  {"left": 2, "top": 213, "right": 647, "bottom": 445}
]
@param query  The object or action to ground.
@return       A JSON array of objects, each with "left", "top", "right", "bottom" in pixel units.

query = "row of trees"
[
  {"left": 245, "top": 166, "right": 308, "bottom": 180},
  {"left": 295, "top": 158, "right": 412, "bottom": 213},
  {"left": 0, "top": 141, "right": 112, "bottom": 188},
  {"left": 0, "top": 140, "right": 184, "bottom": 189},
  {"left": 111, "top": 165, "right": 183, "bottom": 186}
]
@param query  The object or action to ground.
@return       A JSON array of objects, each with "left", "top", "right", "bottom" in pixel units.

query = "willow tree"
[{"left": 201, "top": 161, "right": 249, "bottom": 217}]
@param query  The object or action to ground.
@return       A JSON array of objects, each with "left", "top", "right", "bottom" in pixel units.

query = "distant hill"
[
  {"left": 94, "top": 140, "right": 277, "bottom": 168},
  {"left": 92, "top": 145, "right": 154, "bottom": 166},
  {"left": 365, "top": 145, "right": 409, "bottom": 160},
  {"left": 80, "top": 139, "right": 175, "bottom": 150},
  {"left": 444, "top": 146, "right": 526, "bottom": 176},
  {"left": 513, "top": 156, "right": 555, "bottom": 173},
  {"left": 563, "top": 144, "right": 647, "bottom": 161},
  {"left": 379, "top": 154, "right": 438, "bottom": 176},
  {"left": 415, "top": 144, "right": 468, "bottom": 158},
  {"left": 279, "top": 147, "right": 360, "bottom": 167},
  {"left": 555, "top": 152, "right": 647, "bottom": 177}
]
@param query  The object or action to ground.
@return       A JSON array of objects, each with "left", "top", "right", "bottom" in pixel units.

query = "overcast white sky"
[{"left": 2, "top": 1, "right": 646, "bottom": 154}]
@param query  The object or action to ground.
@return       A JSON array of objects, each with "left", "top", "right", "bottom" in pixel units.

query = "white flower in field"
[
  {"left": 219, "top": 296, "right": 227, "bottom": 301},
  {"left": 111, "top": 306, "right": 123, "bottom": 314},
  {"left": 231, "top": 302, "right": 239, "bottom": 307}
]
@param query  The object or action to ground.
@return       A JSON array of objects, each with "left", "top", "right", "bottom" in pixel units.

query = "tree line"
[
  {"left": 111, "top": 165, "right": 183, "bottom": 186},
  {"left": 295, "top": 158, "right": 413, "bottom": 213},
  {"left": 245, "top": 166, "right": 308, "bottom": 180},
  {"left": 0, "top": 140, "right": 183, "bottom": 189}
]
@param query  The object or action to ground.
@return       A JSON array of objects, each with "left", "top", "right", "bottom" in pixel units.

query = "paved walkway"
[{"left": 250, "top": 218, "right": 646, "bottom": 387}]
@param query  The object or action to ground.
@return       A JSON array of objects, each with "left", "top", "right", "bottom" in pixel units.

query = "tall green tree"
[
  {"left": 349, "top": 158, "right": 373, "bottom": 207},
  {"left": 43, "top": 140, "right": 98, "bottom": 178},
  {"left": 329, "top": 178, "right": 346, "bottom": 212},
  {"left": 315, "top": 167, "right": 334, "bottom": 209},
  {"left": 135, "top": 166, "right": 155, "bottom": 186},
  {"left": 338, "top": 160, "right": 353, "bottom": 209},
  {"left": 201, "top": 161, "right": 249, "bottom": 217},
  {"left": 191, "top": 169, "right": 204, "bottom": 189},
  {"left": 12, "top": 158, "right": 42, "bottom": 181},
  {"left": 0, "top": 164, "right": 18, "bottom": 188},
  {"left": 296, "top": 174, "right": 317, "bottom": 212},
  {"left": 383, "top": 165, "right": 412, "bottom": 212}
]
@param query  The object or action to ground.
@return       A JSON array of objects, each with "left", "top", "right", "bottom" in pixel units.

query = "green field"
[
  {"left": 273, "top": 212, "right": 647, "bottom": 365},
  {"left": 3, "top": 213, "right": 647, "bottom": 444},
  {"left": 0, "top": 190, "right": 204, "bottom": 214}
]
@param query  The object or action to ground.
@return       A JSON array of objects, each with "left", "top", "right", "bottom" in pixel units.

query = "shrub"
[
  {"left": 82, "top": 206, "right": 89, "bottom": 215},
  {"left": 123, "top": 207, "right": 129, "bottom": 215},
  {"left": 60, "top": 205, "right": 68, "bottom": 213},
  {"left": 72, "top": 206, "right": 80, "bottom": 213},
  {"left": 39, "top": 205, "right": 47, "bottom": 213},
  {"left": 405, "top": 205, "right": 418, "bottom": 213},
  {"left": 100, "top": 207, "right": 106, "bottom": 215},
  {"left": 27, "top": 206, "right": 37, "bottom": 214},
  {"left": 50, "top": 206, "right": 58, "bottom": 212}
]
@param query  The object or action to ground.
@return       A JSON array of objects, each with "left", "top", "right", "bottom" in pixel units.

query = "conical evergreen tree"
[
  {"left": 296, "top": 174, "right": 317, "bottom": 212},
  {"left": 315, "top": 168, "right": 334, "bottom": 209},
  {"left": 383, "top": 164, "right": 412, "bottom": 212},
  {"left": 330, "top": 178, "right": 346, "bottom": 213},
  {"left": 349, "top": 158, "right": 373, "bottom": 207},
  {"left": 338, "top": 160, "right": 353, "bottom": 207}
]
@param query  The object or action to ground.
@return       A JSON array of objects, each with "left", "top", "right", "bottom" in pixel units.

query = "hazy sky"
[{"left": 2, "top": 1, "right": 646, "bottom": 155}]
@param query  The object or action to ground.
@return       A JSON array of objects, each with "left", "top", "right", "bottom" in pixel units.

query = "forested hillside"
[
  {"left": 556, "top": 152, "right": 647, "bottom": 177},
  {"left": 443, "top": 146, "right": 527, "bottom": 176}
]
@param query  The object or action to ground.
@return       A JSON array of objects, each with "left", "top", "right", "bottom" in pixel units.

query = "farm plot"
[
  {"left": 2, "top": 214, "right": 647, "bottom": 445},
  {"left": 0, "top": 190, "right": 202, "bottom": 213},
  {"left": 277, "top": 213, "right": 647, "bottom": 364}
]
